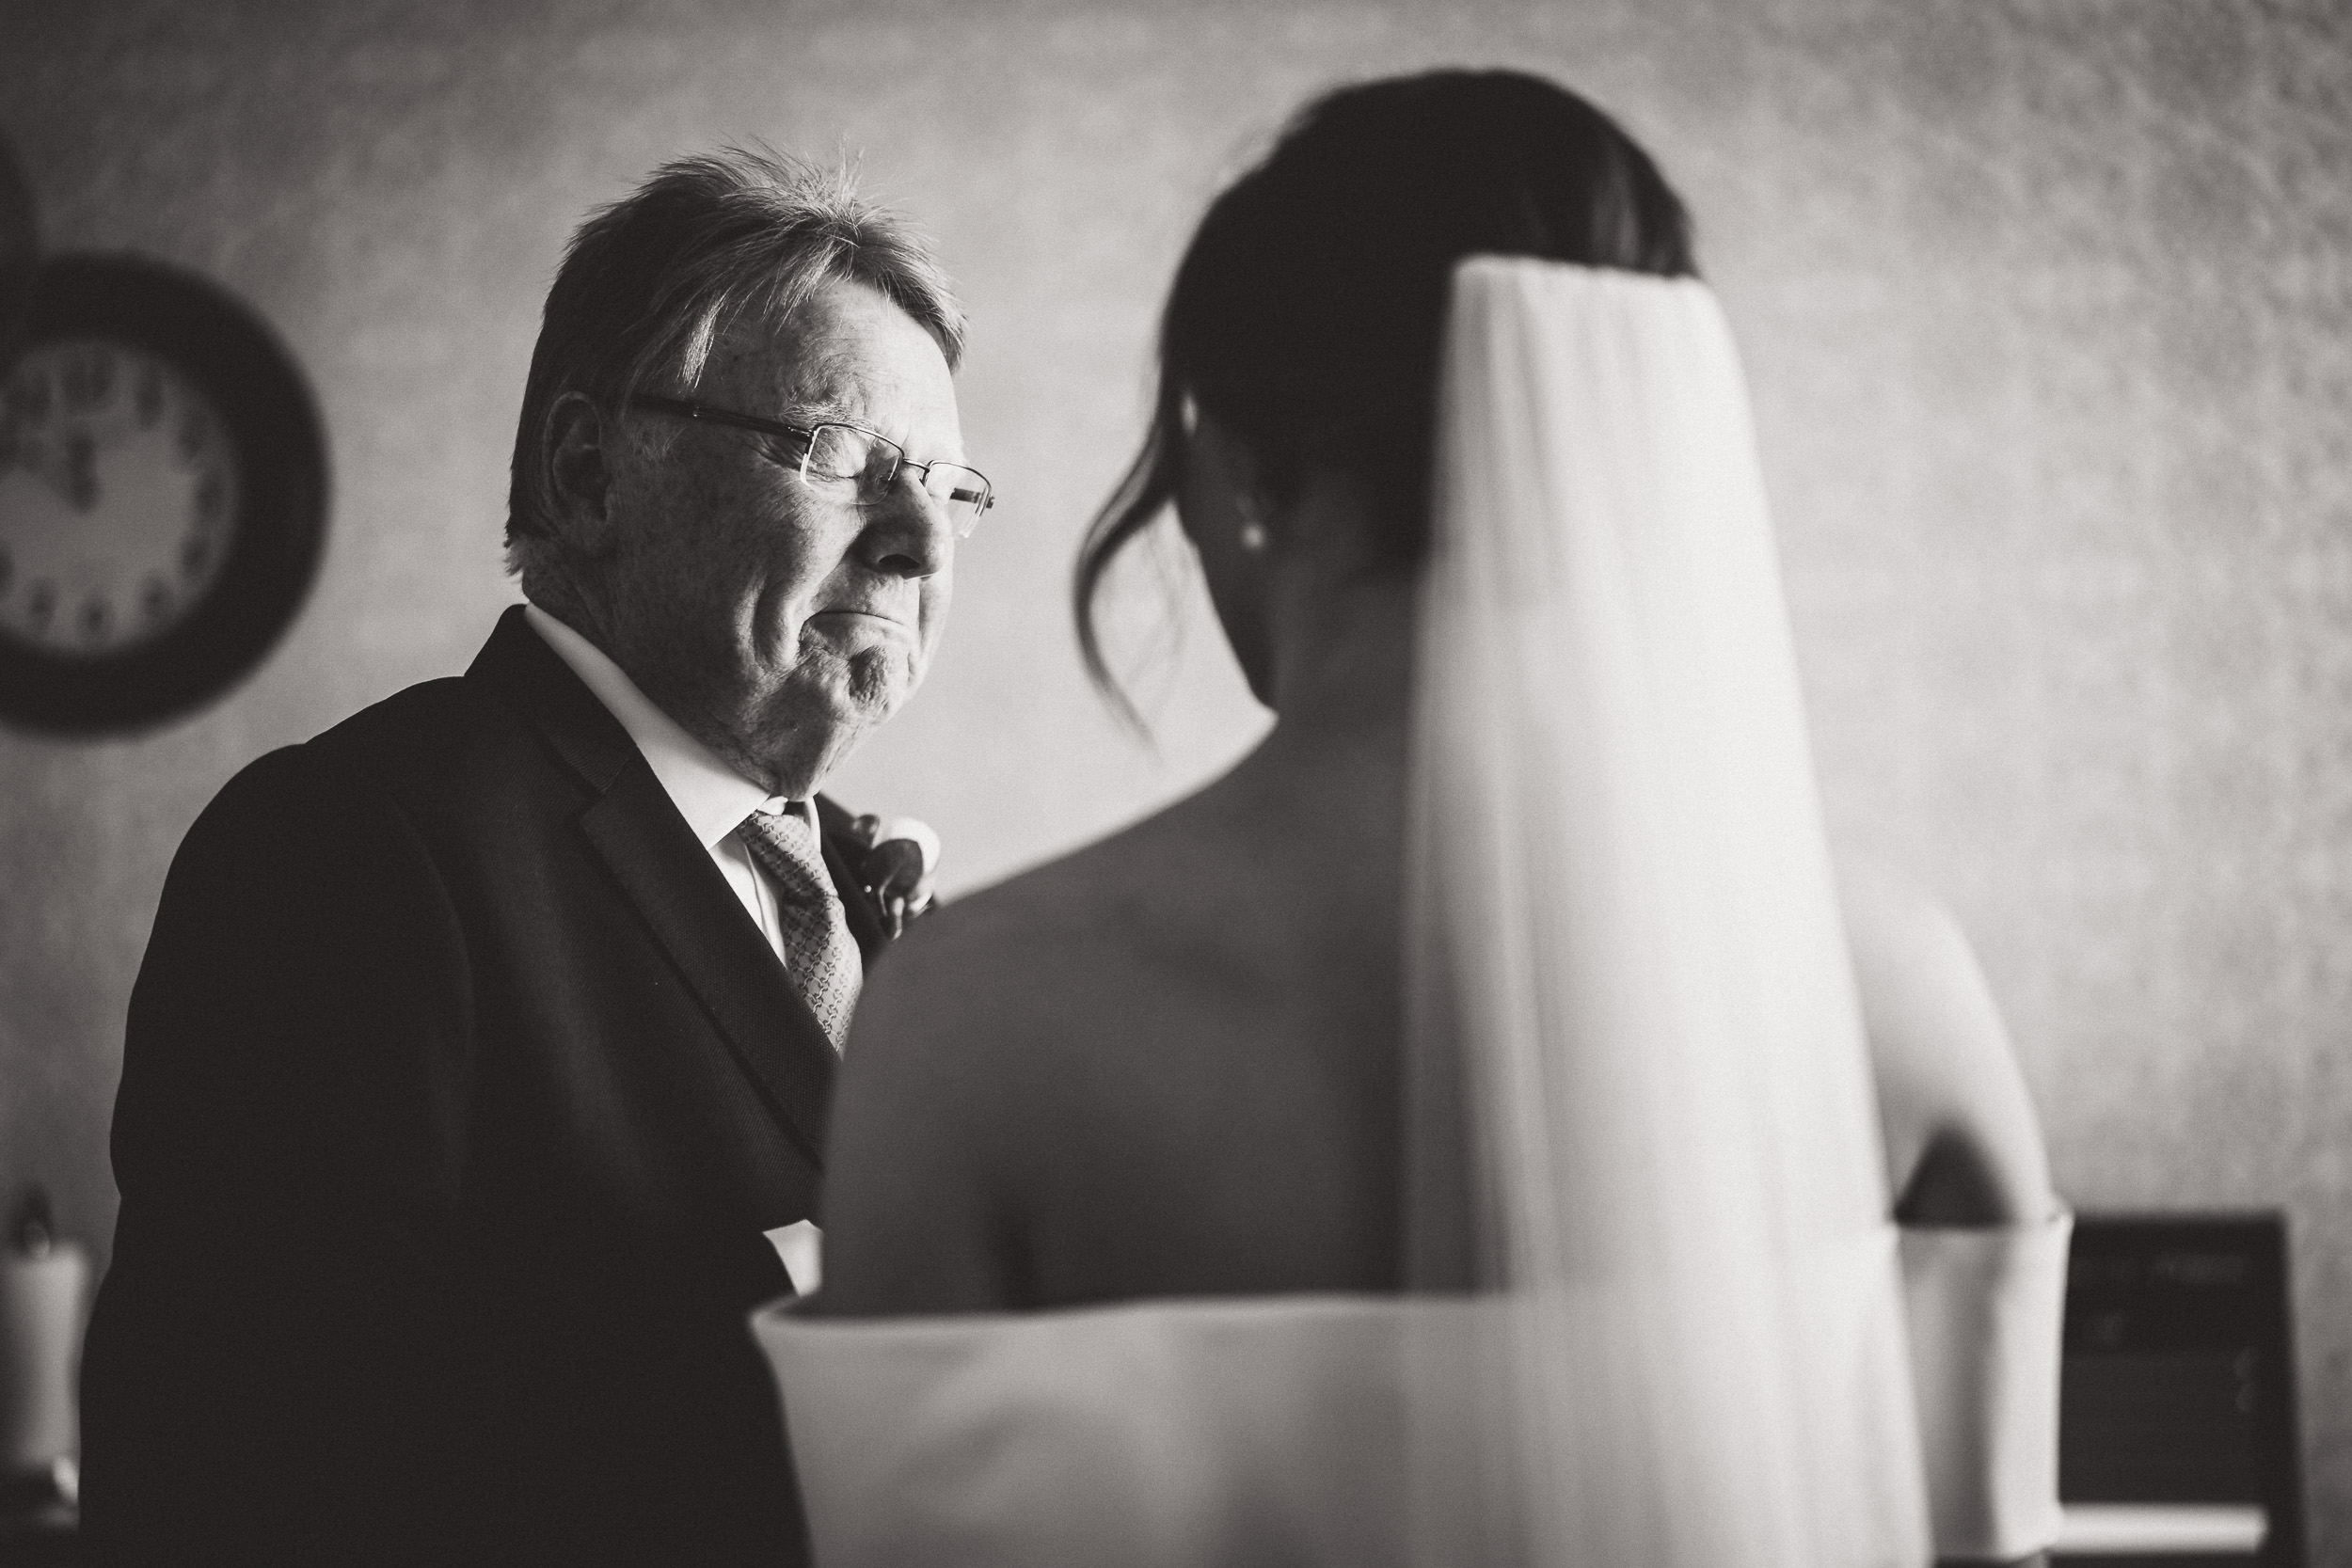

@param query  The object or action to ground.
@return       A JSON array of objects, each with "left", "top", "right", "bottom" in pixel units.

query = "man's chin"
[
  {"left": 778, "top": 644, "right": 916, "bottom": 729},
  {"left": 841, "top": 645, "right": 914, "bottom": 711}
]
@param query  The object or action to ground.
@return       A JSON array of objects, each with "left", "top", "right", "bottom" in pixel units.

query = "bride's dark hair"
[{"left": 1074, "top": 69, "right": 1696, "bottom": 710}]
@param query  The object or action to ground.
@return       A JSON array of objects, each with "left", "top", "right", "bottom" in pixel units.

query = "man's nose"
[{"left": 856, "top": 474, "right": 955, "bottom": 579}]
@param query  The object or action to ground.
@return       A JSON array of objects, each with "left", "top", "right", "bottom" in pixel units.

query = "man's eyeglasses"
[{"left": 628, "top": 392, "right": 996, "bottom": 539}]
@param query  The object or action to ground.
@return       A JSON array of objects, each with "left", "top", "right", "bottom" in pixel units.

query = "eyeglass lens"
[{"left": 803, "top": 424, "right": 991, "bottom": 535}]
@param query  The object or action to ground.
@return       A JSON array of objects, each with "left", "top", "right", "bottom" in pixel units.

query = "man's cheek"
[{"left": 918, "top": 583, "right": 952, "bottom": 645}]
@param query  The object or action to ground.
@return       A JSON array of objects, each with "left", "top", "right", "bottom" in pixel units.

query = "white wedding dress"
[{"left": 755, "top": 261, "right": 2068, "bottom": 1568}]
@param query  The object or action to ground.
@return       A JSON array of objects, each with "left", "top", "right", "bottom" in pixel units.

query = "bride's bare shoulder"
[
  {"left": 818, "top": 813, "right": 1248, "bottom": 1296},
  {"left": 849, "top": 806, "right": 1245, "bottom": 1059},
  {"left": 814, "top": 832, "right": 1174, "bottom": 1311}
]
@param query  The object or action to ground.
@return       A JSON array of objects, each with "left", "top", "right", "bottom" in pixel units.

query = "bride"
[{"left": 762, "top": 70, "right": 2067, "bottom": 1567}]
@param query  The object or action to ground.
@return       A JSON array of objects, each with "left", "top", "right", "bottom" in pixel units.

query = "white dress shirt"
[{"left": 526, "top": 603, "right": 816, "bottom": 966}]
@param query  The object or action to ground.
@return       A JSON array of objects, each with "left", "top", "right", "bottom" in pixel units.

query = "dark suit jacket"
[{"left": 80, "top": 607, "right": 889, "bottom": 1567}]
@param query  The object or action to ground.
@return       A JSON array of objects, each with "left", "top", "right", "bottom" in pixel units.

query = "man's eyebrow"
[
  {"left": 782, "top": 396, "right": 861, "bottom": 426},
  {"left": 778, "top": 350, "right": 865, "bottom": 428}
]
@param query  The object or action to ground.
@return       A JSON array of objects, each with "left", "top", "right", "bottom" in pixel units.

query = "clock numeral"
[
  {"left": 135, "top": 367, "right": 166, "bottom": 428},
  {"left": 78, "top": 596, "right": 112, "bottom": 644},
  {"left": 195, "top": 471, "right": 227, "bottom": 527},
  {"left": 180, "top": 534, "right": 213, "bottom": 578},
  {"left": 65, "top": 431, "right": 99, "bottom": 512},
  {"left": 141, "top": 576, "right": 173, "bottom": 624},
  {"left": 177, "top": 408, "right": 211, "bottom": 463},
  {"left": 25, "top": 581, "right": 56, "bottom": 632}
]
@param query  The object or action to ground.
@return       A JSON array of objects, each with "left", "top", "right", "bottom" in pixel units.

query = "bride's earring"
[{"left": 1236, "top": 497, "right": 1269, "bottom": 555}]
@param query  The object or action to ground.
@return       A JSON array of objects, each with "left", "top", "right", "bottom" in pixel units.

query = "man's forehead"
[
  {"left": 702, "top": 320, "right": 858, "bottom": 407},
  {"left": 700, "top": 282, "right": 947, "bottom": 412}
]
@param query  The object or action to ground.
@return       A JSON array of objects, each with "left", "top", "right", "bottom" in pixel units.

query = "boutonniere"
[{"left": 848, "top": 815, "right": 940, "bottom": 939}]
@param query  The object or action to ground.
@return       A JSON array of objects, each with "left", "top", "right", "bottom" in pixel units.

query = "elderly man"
[{"left": 78, "top": 150, "right": 985, "bottom": 1567}]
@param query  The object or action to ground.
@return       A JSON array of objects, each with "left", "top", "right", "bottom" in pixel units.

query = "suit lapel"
[
  {"left": 469, "top": 607, "right": 839, "bottom": 1166},
  {"left": 579, "top": 776, "right": 836, "bottom": 1163}
]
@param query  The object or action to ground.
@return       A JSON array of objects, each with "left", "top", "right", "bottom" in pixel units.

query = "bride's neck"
[{"left": 1260, "top": 551, "right": 1417, "bottom": 754}]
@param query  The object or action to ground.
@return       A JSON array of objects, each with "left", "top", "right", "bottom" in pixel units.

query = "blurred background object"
[
  {"left": 2054, "top": 1214, "right": 2302, "bottom": 1568},
  {"left": 0, "top": 1187, "right": 83, "bottom": 1560},
  {"left": 0, "top": 130, "right": 36, "bottom": 364}
]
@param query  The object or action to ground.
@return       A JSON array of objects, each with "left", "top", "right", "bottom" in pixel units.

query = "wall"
[{"left": 5, "top": 0, "right": 2347, "bottom": 1550}]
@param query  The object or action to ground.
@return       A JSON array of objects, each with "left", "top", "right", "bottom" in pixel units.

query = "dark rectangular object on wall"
[{"left": 2053, "top": 1212, "right": 2303, "bottom": 1568}]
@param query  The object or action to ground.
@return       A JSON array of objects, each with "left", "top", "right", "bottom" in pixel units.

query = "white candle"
[{"left": 0, "top": 1243, "right": 87, "bottom": 1475}]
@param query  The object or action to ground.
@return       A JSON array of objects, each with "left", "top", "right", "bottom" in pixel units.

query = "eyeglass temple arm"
[{"left": 629, "top": 393, "right": 807, "bottom": 442}]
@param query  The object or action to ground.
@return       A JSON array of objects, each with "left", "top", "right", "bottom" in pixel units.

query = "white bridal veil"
[{"left": 1404, "top": 259, "right": 1933, "bottom": 1565}]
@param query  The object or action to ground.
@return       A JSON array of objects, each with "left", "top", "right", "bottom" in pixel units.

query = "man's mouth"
[{"left": 805, "top": 607, "right": 915, "bottom": 639}]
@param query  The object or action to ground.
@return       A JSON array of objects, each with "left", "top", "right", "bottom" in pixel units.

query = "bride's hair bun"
[{"left": 1077, "top": 70, "right": 1696, "bottom": 716}]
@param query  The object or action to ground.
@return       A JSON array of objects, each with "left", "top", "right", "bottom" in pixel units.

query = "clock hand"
[
  {"left": 12, "top": 429, "right": 101, "bottom": 511},
  {"left": 2, "top": 430, "right": 90, "bottom": 510},
  {"left": 63, "top": 431, "right": 97, "bottom": 511}
]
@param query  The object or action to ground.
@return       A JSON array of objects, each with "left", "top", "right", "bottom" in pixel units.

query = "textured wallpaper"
[{"left": 4, "top": 0, "right": 2347, "bottom": 1552}]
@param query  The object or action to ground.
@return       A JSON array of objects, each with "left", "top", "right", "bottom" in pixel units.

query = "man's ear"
[{"left": 546, "top": 392, "right": 621, "bottom": 559}]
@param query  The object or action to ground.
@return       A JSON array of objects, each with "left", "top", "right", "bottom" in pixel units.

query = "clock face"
[
  {"left": 0, "top": 340, "right": 242, "bottom": 656},
  {"left": 0, "top": 255, "right": 326, "bottom": 736}
]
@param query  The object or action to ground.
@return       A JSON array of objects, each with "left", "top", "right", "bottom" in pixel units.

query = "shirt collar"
[{"left": 524, "top": 603, "right": 795, "bottom": 848}]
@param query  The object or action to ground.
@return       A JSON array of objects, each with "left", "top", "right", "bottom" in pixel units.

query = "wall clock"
[{"left": 0, "top": 254, "right": 326, "bottom": 734}]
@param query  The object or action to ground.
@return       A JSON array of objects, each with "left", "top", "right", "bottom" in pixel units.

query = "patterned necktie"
[{"left": 736, "top": 805, "right": 863, "bottom": 1051}]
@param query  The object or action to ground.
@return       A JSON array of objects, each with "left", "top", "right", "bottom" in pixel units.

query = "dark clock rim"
[{"left": 0, "top": 252, "right": 328, "bottom": 736}]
